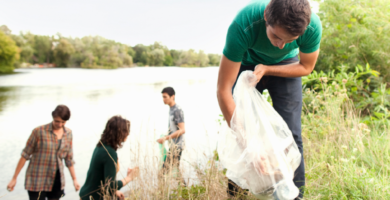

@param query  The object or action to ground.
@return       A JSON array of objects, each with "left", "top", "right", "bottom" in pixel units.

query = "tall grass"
[{"left": 302, "top": 79, "right": 390, "bottom": 199}]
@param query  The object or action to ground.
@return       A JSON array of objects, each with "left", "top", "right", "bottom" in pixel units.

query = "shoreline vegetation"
[{"left": 0, "top": 25, "right": 222, "bottom": 73}]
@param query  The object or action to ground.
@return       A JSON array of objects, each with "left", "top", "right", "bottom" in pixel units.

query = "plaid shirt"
[{"left": 22, "top": 123, "right": 75, "bottom": 191}]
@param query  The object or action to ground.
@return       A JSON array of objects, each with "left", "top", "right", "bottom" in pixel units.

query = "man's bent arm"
[
  {"left": 217, "top": 55, "right": 241, "bottom": 127},
  {"left": 255, "top": 50, "right": 319, "bottom": 78},
  {"left": 166, "top": 122, "right": 185, "bottom": 139}
]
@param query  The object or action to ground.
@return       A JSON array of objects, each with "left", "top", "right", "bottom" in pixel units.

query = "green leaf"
[{"left": 374, "top": 112, "right": 385, "bottom": 118}]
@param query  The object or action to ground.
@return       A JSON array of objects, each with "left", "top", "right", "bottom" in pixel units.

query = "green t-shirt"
[{"left": 223, "top": 0, "right": 322, "bottom": 66}]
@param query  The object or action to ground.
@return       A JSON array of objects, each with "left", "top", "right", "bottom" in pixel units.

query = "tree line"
[{"left": 0, "top": 25, "right": 221, "bottom": 72}]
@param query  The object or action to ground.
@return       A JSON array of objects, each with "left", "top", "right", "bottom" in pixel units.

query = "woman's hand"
[
  {"left": 115, "top": 190, "right": 125, "bottom": 200},
  {"left": 73, "top": 179, "right": 81, "bottom": 191},
  {"left": 127, "top": 167, "right": 140, "bottom": 180},
  {"left": 7, "top": 178, "right": 17, "bottom": 192},
  {"left": 122, "top": 167, "right": 140, "bottom": 185}
]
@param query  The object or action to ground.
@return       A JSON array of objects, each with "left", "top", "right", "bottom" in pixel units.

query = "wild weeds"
[{"left": 302, "top": 75, "right": 390, "bottom": 199}]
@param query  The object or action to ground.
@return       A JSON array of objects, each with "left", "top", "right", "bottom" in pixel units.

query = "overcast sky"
[{"left": 0, "top": 0, "right": 318, "bottom": 54}]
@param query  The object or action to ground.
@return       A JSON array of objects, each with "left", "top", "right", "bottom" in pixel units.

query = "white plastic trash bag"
[{"left": 217, "top": 71, "right": 302, "bottom": 200}]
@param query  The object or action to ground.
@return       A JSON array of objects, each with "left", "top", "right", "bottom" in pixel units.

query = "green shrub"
[
  {"left": 303, "top": 64, "right": 389, "bottom": 128},
  {"left": 0, "top": 30, "right": 19, "bottom": 73},
  {"left": 316, "top": 0, "right": 390, "bottom": 81}
]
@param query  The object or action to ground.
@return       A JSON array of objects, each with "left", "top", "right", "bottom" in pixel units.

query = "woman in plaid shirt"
[{"left": 7, "top": 105, "right": 80, "bottom": 200}]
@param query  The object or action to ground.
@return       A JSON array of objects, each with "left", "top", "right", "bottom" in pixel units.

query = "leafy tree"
[
  {"left": 170, "top": 49, "right": 182, "bottom": 64},
  {"left": 133, "top": 44, "right": 150, "bottom": 64},
  {"left": 176, "top": 49, "right": 196, "bottom": 67},
  {"left": 164, "top": 55, "right": 173, "bottom": 66},
  {"left": 316, "top": 0, "right": 390, "bottom": 81},
  {"left": 81, "top": 52, "right": 98, "bottom": 68},
  {"left": 53, "top": 39, "right": 75, "bottom": 67},
  {"left": 120, "top": 53, "right": 133, "bottom": 66},
  {"left": 150, "top": 41, "right": 165, "bottom": 50},
  {"left": 19, "top": 46, "right": 34, "bottom": 63},
  {"left": 10, "top": 34, "right": 34, "bottom": 64},
  {"left": 175, "top": 49, "right": 210, "bottom": 67},
  {"left": 197, "top": 50, "right": 209, "bottom": 67},
  {"left": 0, "top": 30, "right": 19, "bottom": 73},
  {"left": 18, "top": 32, "right": 37, "bottom": 63},
  {"left": 69, "top": 37, "right": 87, "bottom": 66},
  {"left": 149, "top": 49, "right": 165, "bottom": 66},
  {"left": 3, "top": 28, "right": 35, "bottom": 65},
  {"left": 99, "top": 47, "right": 122, "bottom": 68},
  {"left": 34, "top": 35, "right": 53, "bottom": 63},
  {"left": 208, "top": 54, "right": 221, "bottom": 66},
  {"left": 139, "top": 51, "right": 149, "bottom": 66},
  {"left": 127, "top": 46, "right": 135, "bottom": 58}
]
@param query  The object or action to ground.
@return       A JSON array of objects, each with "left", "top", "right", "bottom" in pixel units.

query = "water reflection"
[
  {"left": 0, "top": 68, "right": 221, "bottom": 199},
  {"left": 0, "top": 87, "right": 14, "bottom": 112}
]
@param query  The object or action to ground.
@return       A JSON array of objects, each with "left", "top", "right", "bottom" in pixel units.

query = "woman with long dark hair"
[
  {"left": 79, "top": 115, "right": 139, "bottom": 200},
  {"left": 7, "top": 105, "right": 80, "bottom": 200}
]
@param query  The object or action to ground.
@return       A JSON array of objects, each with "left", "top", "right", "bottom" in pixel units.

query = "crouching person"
[{"left": 79, "top": 116, "right": 139, "bottom": 200}]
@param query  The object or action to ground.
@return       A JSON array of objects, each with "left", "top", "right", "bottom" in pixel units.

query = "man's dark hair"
[
  {"left": 265, "top": 0, "right": 311, "bottom": 36},
  {"left": 161, "top": 87, "right": 175, "bottom": 97},
  {"left": 97, "top": 115, "right": 130, "bottom": 151},
  {"left": 52, "top": 105, "right": 71, "bottom": 121}
]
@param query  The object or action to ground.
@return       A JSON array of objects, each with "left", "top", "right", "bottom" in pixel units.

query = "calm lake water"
[{"left": 0, "top": 67, "right": 222, "bottom": 199}]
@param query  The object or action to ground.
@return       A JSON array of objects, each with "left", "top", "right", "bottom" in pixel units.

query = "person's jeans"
[{"left": 228, "top": 56, "right": 305, "bottom": 199}]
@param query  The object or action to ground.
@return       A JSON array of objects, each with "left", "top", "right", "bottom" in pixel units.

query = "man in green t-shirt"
[{"left": 217, "top": 0, "right": 322, "bottom": 198}]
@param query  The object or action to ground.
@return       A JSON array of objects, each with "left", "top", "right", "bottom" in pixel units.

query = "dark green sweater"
[{"left": 79, "top": 144, "right": 123, "bottom": 200}]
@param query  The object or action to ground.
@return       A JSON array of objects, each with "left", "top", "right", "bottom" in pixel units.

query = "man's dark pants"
[{"left": 228, "top": 56, "right": 305, "bottom": 199}]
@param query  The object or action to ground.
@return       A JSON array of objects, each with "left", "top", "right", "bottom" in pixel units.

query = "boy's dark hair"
[
  {"left": 161, "top": 87, "right": 175, "bottom": 97},
  {"left": 52, "top": 105, "right": 71, "bottom": 121},
  {"left": 97, "top": 115, "right": 130, "bottom": 151},
  {"left": 265, "top": 0, "right": 311, "bottom": 36}
]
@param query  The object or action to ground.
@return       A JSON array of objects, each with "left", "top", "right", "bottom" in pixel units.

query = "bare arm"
[
  {"left": 65, "top": 132, "right": 80, "bottom": 191},
  {"left": 7, "top": 157, "right": 27, "bottom": 191},
  {"left": 217, "top": 55, "right": 242, "bottom": 126},
  {"left": 253, "top": 50, "right": 319, "bottom": 80},
  {"left": 67, "top": 165, "right": 77, "bottom": 180},
  {"left": 157, "top": 123, "right": 185, "bottom": 144},
  {"left": 165, "top": 122, "right": 185, "bottom": 140},
  {"left": 121, "top": 167, "right": 139, "bottom": 186},
  {"left": 11, "top": 157, "right": 27, "bottom": 180},
  {"left": 8, "top": 129, "right": 37, "bottom": 192},
  {"left": 67, "top": 165, "right": 80, "bottom": 191}
]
